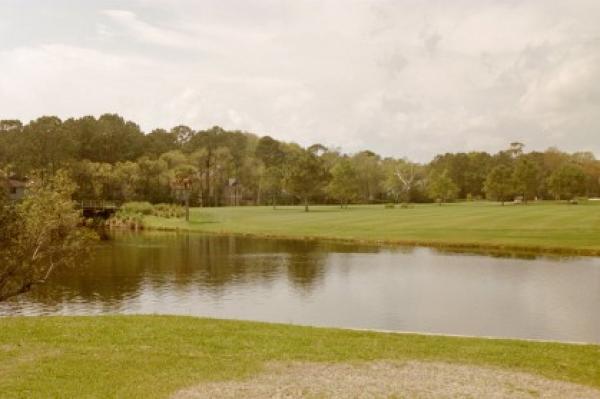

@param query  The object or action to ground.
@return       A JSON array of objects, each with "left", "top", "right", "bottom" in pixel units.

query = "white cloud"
[
  {"left": 1, "top": 0, "right": 600, "bottom": 161},
  {"left": 101, "top": 9, "right": 206, "bottom": 49}
]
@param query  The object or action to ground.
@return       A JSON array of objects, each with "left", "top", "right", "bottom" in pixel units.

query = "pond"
[{"left": 2, "top": 232, "right": 600, "bottom": 343}]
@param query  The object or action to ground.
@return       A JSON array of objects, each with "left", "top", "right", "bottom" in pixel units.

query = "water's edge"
[{"left": 141, "top": 224, "right": 597, "bottom": 259}]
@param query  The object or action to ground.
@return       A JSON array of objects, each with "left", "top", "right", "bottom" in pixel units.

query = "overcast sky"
[{"left": 1, "top": 1, "right": 599, "bottom": 161}]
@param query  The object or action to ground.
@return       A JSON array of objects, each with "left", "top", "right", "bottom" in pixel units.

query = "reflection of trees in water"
[
  {"left": 285, "top": 253, "right": 325, "bottom": 293},
  {"left": 10, "top": 233, "right": 381, "bottom": 309},
  {"left": 14, "top": 239, "right": 158, "bottom": 308},
  {"left": 180, "top": 235, "right": 330, "bottom": 294}
]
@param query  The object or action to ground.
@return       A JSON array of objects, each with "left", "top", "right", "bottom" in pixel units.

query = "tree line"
[{"left": 2, "top": 115, "right": 599, "bottom": 209}]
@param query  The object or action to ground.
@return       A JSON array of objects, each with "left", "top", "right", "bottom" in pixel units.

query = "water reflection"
[{"left": 2, "top": 232, "right": 599, "bottom": 343}]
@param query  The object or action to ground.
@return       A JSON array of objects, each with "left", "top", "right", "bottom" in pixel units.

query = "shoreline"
[
  {"left": 142, "top": 223, "right": 600, "bottom": 258},
  {"left": 3, "top": 313, "right": 597, "bottom": 346}
]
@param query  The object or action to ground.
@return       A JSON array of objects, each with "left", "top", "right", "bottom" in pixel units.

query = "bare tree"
[{"left": 394, "top": 162, "right": 417, "bottom": 203}]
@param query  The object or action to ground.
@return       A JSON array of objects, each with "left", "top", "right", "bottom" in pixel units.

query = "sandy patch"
[
  {"left": 172, "top": 361, "right": 600, "bottom": 399},
  {"left": 0, "top": 344, "right": 17, "bottom": 352}
]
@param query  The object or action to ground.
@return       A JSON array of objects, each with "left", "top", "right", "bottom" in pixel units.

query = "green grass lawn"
[
  {"left": 144, "top": 201, "right": 600, "bottom": 255},
  {"left": 0, "top": 316, "right": 599, "bottom": 398}
]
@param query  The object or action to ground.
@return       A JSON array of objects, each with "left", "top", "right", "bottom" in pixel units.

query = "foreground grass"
[
  {"left": 145, "top": 201, "right": 600, "bottom": 255},
  {"left": 0, "top": 316, "right": 599, "bottom": 398}
]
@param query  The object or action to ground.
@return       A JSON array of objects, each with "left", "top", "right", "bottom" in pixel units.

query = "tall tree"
[
  {"left": 146, "top": 128, "right": 177, "bottom": 156},
  {"left": 260, "top": 166, "right": 284, "bottom": 208},
  {"left": 547, "top": 164, "right": 586, "bottom": 200},
  {"left": 427, "top": 170, "right": 459, "bottom": 205},
  {"left": 352, "top": 151, "right": 384, "bottom": 202},
  {"left": 327, "top": 158, "right": 360, "bottom": 207},
  {"left": 171, "top": 125, "right": 195, "bottom": 147},
  {"left": 507, "top": 142, "right": 525, "bottom": 159},
  {"left": 255, "top": 136, "right": 285, "bottom": 168},
  {"left": 391, "top": 160, "right": 421, "bottom": 203},
  {"left": 512, "top": 157, "right": 541, "bottom": 203},
  {"left": 20, "top": 116, "right": 75, "bottom": 178},
  {"left": 283, "top": 148, "right": 329, "bottom": 212},
  {"left": 484, "top": 165, "right": 514, "bottom": 205},
  {"left": 0, "top": 120, "right": 22, "bottom": 168},
  {"left": 464, "top": 152, "right": 493, "bottom": 198}
]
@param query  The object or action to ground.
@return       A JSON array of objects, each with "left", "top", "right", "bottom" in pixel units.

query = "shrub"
[
  {"left": 112, "top": 202, "right": 185, "bottom": 228},
  {"left": 108, "top": 211, "right": 144, "bottom": 230},
  {"left": 384, "top": 203, "right": 395, "bottom": 209},
  {"left": 120, "top": 202, "right": 154, "bottom": 215},
  {"left": 153, "top": 203, "right": 185, "bottom": 218}
]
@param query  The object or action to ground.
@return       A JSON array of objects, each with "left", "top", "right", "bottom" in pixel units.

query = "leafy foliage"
[
  {"left": 111, "top": 202, "right": 185, "bottom": 229},
  {"left": 512, "top": 157, "right": 541, "bottom": 202},
  {"left": 283, "top": 148, "right": 329, "bottom": 211},
  {"left": 327, "top": 158, "right": 360, "bottom": 207},
  {"left": 0, "top": 172, "right": 97, "bottom": 301},
  {"left": 427, "top": 170, "right": 459, "bottom": 204},
  {"left": 2, "top": 115, "right": 600, "bottom": 206},
  {"left": 547, "top": 164, "right": 586, "bottom": 200},
  {"left": 484, "top": 165, "right": 514, "bottom": 204}
]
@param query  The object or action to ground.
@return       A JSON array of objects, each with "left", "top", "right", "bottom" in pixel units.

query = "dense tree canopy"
[
  {"left": 483, "top": 165, "right": 514, "bottom": 205},
  {"left": 512, "top": 157, "right": 541, "bottom": 202},
  {"left": 427, "top": 170, "right": 459, "bottom": 205},
  {"left": 283, "top": 147, "right": 329, "bottom": 211},
  {"left": 547, "top": 164, "right": 586, "bottom": 200},
  {"left": 327, "top": 158, "right": 360, "bottom": 207},
  {"left": 2, "top": 114, "right": 600, "bottom": 207}
]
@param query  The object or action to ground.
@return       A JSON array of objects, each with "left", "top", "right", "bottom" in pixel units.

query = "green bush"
[
  {"left": 115, "top": 202, "right": 185, "bottom": 221},
  {"left": 384, "top": 203, "right": 395, "bottom": 209},
  {"left": 120, "top": 201, "right": 154, "bottom": 215},
  {"left": 109, "top": 211, "right": 144, "bottom": 230},
  {"left": 153, "top": 203, "right": 185, "bottom": 218}
]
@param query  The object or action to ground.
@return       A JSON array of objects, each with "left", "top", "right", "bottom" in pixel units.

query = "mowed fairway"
[{"left": 145, "top": 201, "right": 600, "bottom": 255}]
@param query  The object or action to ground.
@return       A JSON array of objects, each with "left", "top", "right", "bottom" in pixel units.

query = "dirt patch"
[
  {"left": 172, "top": 361, "right": 600, "bottom": 399},
  {"left": 0, "top": 344, "right": 18, "bottom": 352}
]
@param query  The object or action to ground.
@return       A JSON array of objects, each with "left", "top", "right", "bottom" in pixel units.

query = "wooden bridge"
[{"left": 78, "top": 200, "right": 121, "bottom": 218}]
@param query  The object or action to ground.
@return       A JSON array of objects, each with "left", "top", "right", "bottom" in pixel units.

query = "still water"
[{"left": 2, "top": 232, "right": 600, "bottom": 343}]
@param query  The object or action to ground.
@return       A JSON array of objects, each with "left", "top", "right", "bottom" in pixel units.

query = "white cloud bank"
[{"left": 1, "top": 0, "right": 600, "bottom": 161}]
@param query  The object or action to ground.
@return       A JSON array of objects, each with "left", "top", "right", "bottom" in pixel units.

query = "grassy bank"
[
  {"left": 0, "top": 316, "right": 599, "bottom": 398},
  {"left": 144, "top": 201, "right": 600, "bottom": 255}
]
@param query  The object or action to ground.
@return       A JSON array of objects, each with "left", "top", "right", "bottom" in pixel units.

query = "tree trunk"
[
  {"left": 304, "top": 197, "right": 309, "bottom": 212},
  {"left": 185, "top": 195, "right": 190, "bottom": 221},
  {"left": 205, "top": 152, "right": 211, "bottom": 207}
]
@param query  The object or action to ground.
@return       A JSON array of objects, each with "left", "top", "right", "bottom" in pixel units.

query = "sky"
[{"left": 1, "top": 0, "right": 600, "bottom": 162}]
